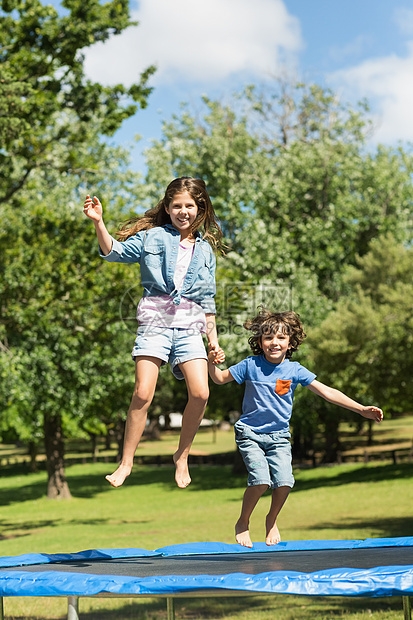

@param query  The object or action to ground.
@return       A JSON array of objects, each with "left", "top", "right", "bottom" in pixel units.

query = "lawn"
[
  {"left": 0, "top": 458, "right": 412, "bottom": 619},
  {"left": 2, "top": 412, "right": 412, "bottom": 467},
  {"left": 0, "top": 425, "right": 237, "bottom": 467},
  {"left": 69, "top": 411, "right": 413, "bottom": 461}
]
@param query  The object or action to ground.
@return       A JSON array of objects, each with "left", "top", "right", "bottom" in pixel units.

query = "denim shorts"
[
  {"left": 131, "top": 325, "right": 207, "bottom": 380},
  {"left": 234, "top": 421, "right": 295, "bottom": 489}
]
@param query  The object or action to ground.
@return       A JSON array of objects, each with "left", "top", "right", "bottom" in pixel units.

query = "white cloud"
[
  {"left": 331, "top": 41, "right": 413, "bottom": 144},
  {"left": 394, "top": 7, "right": 413, "bottom": 36},
  {"left": 329, "top": 34, "right": 373, "bottom": 63},
  {"left": 83, "top": 0, "right": 302, "bottom": 87}
]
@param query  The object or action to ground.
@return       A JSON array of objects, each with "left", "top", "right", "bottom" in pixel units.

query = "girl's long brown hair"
[{"left": 116, "top": 177, "right": 223, "bottom": 252}]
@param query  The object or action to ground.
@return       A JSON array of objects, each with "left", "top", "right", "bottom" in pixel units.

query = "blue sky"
[{"left": 78, "top": 0, "right": 413, "bottom": 171}]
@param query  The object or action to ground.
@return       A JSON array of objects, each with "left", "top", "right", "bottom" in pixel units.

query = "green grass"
[
  {"left": 67, "top": 411, "right": 413, "bottom": 460},
  {"left": 2, "top": 413, "right": 412, "bottom": 467},
  {"left": 339, "top": 412, "right": 413, "bottom": 452},
  {"left": 0, "top": 459, "right": 412, "bottom": 619},
  {"left": 0, "top": 426, "right": 237, "bottom": 467},
  {"left": 124, "top": 424, "right": 237, "bottom": 457},
  {"left": 1, "top": 594, "right": 407, "bottom": 620}
]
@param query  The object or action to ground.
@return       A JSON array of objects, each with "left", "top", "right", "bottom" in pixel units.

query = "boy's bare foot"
[
  {"left": 235, "top": 520, "right": 253, "bottom": 548},
  {"left": 105, "top": 463, "right": 132, "bottom": 488},
  {"left": 173, "top": 452, "right": 191, "bottom": 488},
  {"left": 265, "top": 517, "right": 281, "bottom": 545}
]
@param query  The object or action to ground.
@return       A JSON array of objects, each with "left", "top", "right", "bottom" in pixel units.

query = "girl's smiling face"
[
  {"left": 260, "top": 328, "right": 290, "bottom": 364},
  {"left": 165, "top": 191, "right": 198, "bottom": 239}
]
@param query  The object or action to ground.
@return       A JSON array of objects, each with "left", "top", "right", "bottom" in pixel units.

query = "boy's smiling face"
[{"left": 260, "top": 328, "right": 290, "bottom": 364}]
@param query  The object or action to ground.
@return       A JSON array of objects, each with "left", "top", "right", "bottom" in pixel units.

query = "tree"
[
  {"left": 141, "top": 82, "right": 413, "bottom": 297},
  {"left": 305, "top": 235, "right": 413, "bottom": 460},
  {"left": 0, "top": 0, "right": 155, "bottom": 497},
  {"left": 138, "top": 80, "right": 413, "bottom": 455},
  {"left": 0, "top": 0, "right": 155, "bottom": 205},
  {"left": 142, "top": 84, "right": 412, "bottom": 301},
  {"left": 0, "top": 141, "right": 149, "bottom": 497}
]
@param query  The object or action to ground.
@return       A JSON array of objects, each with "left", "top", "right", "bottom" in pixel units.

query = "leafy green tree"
[
  {"left": 0, "top": 0, "right": 155, "bottom": 204},
  {"left": 0, "top": 144, "right": 147, "bottom": 497},
  {"left": 138, "top": 81, "right": 413, "bottom": 456},
  {"left": 0, "top": 0, "right": 156, "bottom": 497},
  {"left": 141, "top": 82, "right": 413, "bottom": 304},
  {"left": 305, "top": 235, "right": 413, "bottom": 460}
]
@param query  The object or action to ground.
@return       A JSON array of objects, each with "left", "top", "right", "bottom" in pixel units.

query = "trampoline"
[{"left": 0, "top": 537, "right": 412, "bottom": 619}]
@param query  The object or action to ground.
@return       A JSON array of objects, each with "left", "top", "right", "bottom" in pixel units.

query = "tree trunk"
[
  {"left": 367, "top": 419, "right": 373, "bottom": 446},
  {"left": 43, "top": 412, "right": 72, "bottom": 499},
  {"left": 89, "top": 433, "right": 98, "bottom": 462},
  {"left": 105, "top": 430, "right": 113, "bottom": 450},
  {"left": 116, "top": 417, "right": 125, "bottom": 462},
  {"left": 292, "top": 424, "right": 314, "bottom": 461},
  {"left": 146, "top": 417, "right": 161, "bottom": 440},
  {"left": 27, "top": 440, "right": 39, "bottom": 473},
  {"left": 322, "top": 414, "right": 341, "bottom": 463},
  {"left": 232, "top": 447, "right": 246, "bottom": 475}
]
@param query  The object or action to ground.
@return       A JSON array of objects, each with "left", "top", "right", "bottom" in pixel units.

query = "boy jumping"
[{"left": 208, "top": 308, "right": 383, "bottom": 548}]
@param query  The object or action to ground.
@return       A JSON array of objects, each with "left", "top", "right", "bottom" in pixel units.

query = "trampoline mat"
[
  {"left": 0, "top": 539, "right": 412, "bottom": 599},
  {"left": 2, "top": 546, "right": 413, "bottom": 578}
]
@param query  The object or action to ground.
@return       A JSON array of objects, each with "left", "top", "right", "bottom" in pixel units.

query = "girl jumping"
[{"left": 83, "top": 177, "right": 223, "bottom": 489}]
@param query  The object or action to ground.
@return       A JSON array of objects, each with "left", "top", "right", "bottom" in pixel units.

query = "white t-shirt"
[
  {"left": 174, "top": 242, "right": 193, "bottom": 290},
  {"left": 137, "top": 242, "right": 207, "bottom": 332}
]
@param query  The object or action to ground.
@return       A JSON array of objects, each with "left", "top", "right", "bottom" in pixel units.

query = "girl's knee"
[
  {"left": 188, "top": 387, "right": 209, "bottom": 405},
  {"left": 132, "top": 385, "right": 154, "bottom": 407}
]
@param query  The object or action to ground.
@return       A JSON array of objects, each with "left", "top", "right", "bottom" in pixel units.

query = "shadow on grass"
[
  {"left": 0, "top": 467, "right": 177, "bottom": 505},
  {"left": 0, "top": 462, "right": 46, "bottom": 478},
  {"left": 0, "top": 462, "right": 241, "bottom": 507},
  {"left": 0, "top": 479, "right": 47, "bottom": 505},
  {"left": 295, "top": 515, "right": 413, "bottom": 539},
  {"left": 77, "top": 596, "right": 302, "bottom": 620},
  {"left": 167, "top": 596, "right": 408, "bottom": 620},
  {"left": 5, "top": 594, "right": 406, "bottom": 620},
  {"left": 66, "top": 464, "right": 247, "bottom": 498},
  {"left": 0, "top": 518, "right": 113, "bottom": 541},
  {"left": 1, "top": 462, "right": 411, "bottom": 505},
  {"left": 0, "top": 519, "right": 57, "bottom": 541},
  {"left": 293, "top": 462, "right": 413, "bottom": 492}
]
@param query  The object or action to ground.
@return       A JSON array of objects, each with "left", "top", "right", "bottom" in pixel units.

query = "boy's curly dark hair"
[{"left": 244, "top": 307, "right": 306, "bottom": 359}]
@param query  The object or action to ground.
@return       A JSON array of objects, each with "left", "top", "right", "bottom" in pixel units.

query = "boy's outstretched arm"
[
  {"left": 207, "top": 351, "right": 235, "bottom": 385},
  {"left": 307, "top": 380, "right": 383, "bottom": 423}
]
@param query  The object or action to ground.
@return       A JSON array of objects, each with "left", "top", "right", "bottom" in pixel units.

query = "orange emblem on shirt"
[{"left": 275, "top": 379, "right": 292, "bottom": 396}]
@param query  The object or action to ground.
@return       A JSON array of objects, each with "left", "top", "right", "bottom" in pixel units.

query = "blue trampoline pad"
[{"left": 0, "top": 537, "right": 412, "bottom": 598}]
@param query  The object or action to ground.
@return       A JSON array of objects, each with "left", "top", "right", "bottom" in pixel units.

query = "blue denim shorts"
[
  {"left": 234, "top": 421, "right": 295, "bottom": 489},
  {"left": 131, "top": 325, "right": 207, "bottom": 380}
]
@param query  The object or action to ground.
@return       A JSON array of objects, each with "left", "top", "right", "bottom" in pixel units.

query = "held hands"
[
  {"left": 208, "top": 343, "right": 225, "bottom": 365},
  {"left": 83, "top": 194, "right": 103, "bottom": 222},
  {"left": 360, "top": 406, "right": 384, "bottom": 423}
]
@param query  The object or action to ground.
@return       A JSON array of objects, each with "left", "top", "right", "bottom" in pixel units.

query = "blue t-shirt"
[{"left": 229, "top": 355, "right": 316, "bottom": 433}]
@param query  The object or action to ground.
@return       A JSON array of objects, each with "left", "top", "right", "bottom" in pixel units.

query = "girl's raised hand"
[{"left": 83, "top": 195, "right": 103, "bottom": 222}]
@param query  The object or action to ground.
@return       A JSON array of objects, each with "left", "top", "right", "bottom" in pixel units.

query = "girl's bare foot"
[
  {"left": 105, "top": 463, "right": 132, "bottom": 488},
  {"left": 173, "top": 452, "right": 191, "bottom": 488},
  {"left": 265, "top": 517, "right": 281, "bottom": 545},
  {"left": 235, "top": 520, "right": 253, "bottom": 548}
]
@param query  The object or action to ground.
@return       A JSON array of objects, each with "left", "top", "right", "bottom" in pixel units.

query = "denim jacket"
[{"left": 100, "top": 224, "right": 216, "bottom": 313}]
